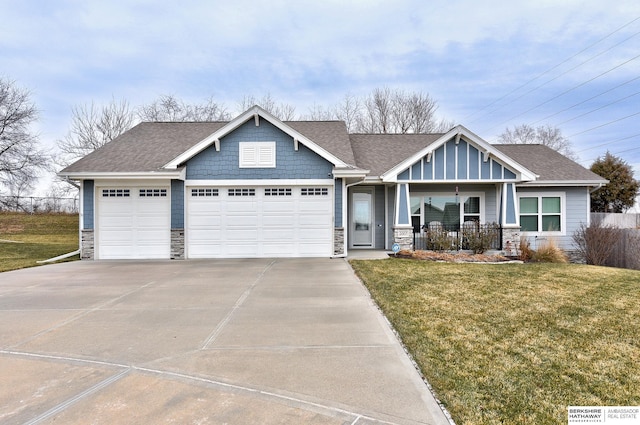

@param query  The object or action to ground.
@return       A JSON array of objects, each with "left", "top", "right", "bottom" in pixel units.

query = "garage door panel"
[
  {"left": 263, "top": 201, "right": 295, "bottom": 212},
  {"left": 226, "top": 244, "right": 259, "bottom": 256},
  {"left": 226, "top": 215, "right": 258, "bottom": 226},
  {"left": 263, "top": 214, "right": 295, "bottom": 226},
  {"left": 189, "top": 229, "right": 221, "bottom": 241},
  {"left": 226, "top": 229, "right": 260, "bottom": 240},
  {"left": 226, "top": 201, "right": 257, "bottom": 212},
  {"left": 263, "top": 228, "right": 295, "bottom": 240},
  {"left": 299, "top": 214, "right": 330, "bottom": 226}
]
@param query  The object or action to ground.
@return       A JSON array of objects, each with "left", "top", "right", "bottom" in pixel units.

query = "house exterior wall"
[
  {"left": 171, "top": 179, "right": 185, "bottom": 259},
  {"left": 335, "top": 178, "right": 343, "bottom": 227},
  {"left": 185, "top": 119, "right": 333, "bottom": 180},
  {"left": 387, "top": 185, "right": 396, "bottom": 248},
  {"left": 516, "top": 186, "right": 589, "bottom": 251},
  {"left": 81, "top": 180, "right": 95, "bottom": 260},
  {"left": 374, "top": 185, "right": 386, "bottom": 249},
  {"left": 83, "top": 180, "right": 94, "bottom": 230}
]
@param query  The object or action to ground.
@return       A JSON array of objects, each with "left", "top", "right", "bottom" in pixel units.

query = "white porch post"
[{"left": 393, "top": 183, "right": 413, "bottom": 250}]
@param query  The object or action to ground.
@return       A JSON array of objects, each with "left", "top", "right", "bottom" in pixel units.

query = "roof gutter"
[{"left": 57, "top": 169, "right": 186, "bottom": 181}]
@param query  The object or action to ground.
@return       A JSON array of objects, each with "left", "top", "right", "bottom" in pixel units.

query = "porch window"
[
  {"left": 411, "top": 194, "right": 482, "bottom": 231},
  {"left": 519, "top": 195, "right": 563, "bottom": 233}
]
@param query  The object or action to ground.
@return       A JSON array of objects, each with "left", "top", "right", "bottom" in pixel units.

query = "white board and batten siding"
[
  {"left": 186, "top": 184, "right": 333, "bottom": 258},
  {"left": 95, "top": 185, "right": 171, "bottom": 259}
]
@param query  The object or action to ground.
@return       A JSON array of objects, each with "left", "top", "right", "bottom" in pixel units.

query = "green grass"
[
  {"left": 0, "top": 212, "right": 79, "bottom": 272},
  {"left": 350, "top": 259, "right": 640, "bottom": 425}
]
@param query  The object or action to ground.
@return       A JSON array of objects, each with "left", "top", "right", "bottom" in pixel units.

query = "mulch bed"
[{"left": 391, "top": 249, "right": 514, "bottom": 263}]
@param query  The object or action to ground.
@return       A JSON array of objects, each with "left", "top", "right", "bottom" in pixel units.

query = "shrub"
[
  {"left": 462, "top": 222, "right": 500, "bottom": 254},
  {"left": 426, "top": 227, "right": 457, "bottom": 251},
  {"left": 518, "top": 238, "right": 534, "bottom": 262},
  {"left": 531, "top": 238, "right": 568, "bottom": 263},
  {"left": 572, "top": 220, "right": 620, "bottom": 266}
]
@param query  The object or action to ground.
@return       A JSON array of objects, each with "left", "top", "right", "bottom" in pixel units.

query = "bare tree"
[
  {"left": 305, "top": 103, "right": 335, "bottom": 121},
  {"left": 358, "top": 87, "right": 394, "bottom": 133},
  {"left": 238, "top": 94, "right": 297, "bottom": 120},
  {"left": 333, "top": 94, "right": 361, "bottom": 132},
  {"left": 353, "top": 87, "right": 447, "bottom": 134},
  {"left": 138, "top": 94, "right": 230, "bottom": 122},
  {"left": 407, "top": 91, "right": 442, "bottom": 133},
  {"left": 498, "top": 124, "right": 577, "bottom": 160},
  {"left": 0, "top": 78, "right": 49, "bottom": 195},
  {"left": 57, "top": 98, "right": 136, "bottom": 165}
]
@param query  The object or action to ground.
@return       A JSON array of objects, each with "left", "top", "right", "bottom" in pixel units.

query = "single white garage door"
[
  {"left": 187, "top": 186, "right": 333, "bottom": 258},
  {"left": 96, "top": 187, "right": 171, "bottom": 259}
]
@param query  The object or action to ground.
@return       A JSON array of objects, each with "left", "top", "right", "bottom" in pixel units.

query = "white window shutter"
[{"left": 239, "top": 142, "right": 275, "bottom": 168}]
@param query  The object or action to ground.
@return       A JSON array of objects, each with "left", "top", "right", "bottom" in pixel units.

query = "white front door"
[{"left": 351, "top": 189, "right": 373, "bottom": 247}]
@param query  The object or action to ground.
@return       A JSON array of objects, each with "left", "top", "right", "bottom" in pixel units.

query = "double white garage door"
[
  {"left": 96, "top": 185, "right": 333, "bottom": 259},
  {"left": 187, "top": 186, "right": 333, "bottom": 258}
]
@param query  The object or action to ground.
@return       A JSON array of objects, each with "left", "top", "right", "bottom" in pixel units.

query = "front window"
[
  {"left": 411, "top": 194, "right": 483, "bottom": 231},
  {"left": 519, "top": 195, "right": 563, "bottom": 233}
]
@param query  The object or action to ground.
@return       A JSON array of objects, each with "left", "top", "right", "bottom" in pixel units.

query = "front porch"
[{"left": 391, "top": 182, "right": 522, "bottom": 255}]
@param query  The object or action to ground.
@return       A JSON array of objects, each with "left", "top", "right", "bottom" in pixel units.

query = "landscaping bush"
[
  {"left": 462, "top": 222, "right": 500, "bottom": 254},
  {"left": 518, "top": 238, "right": 534, "bottom": 262},
  {"left": 572, "top": 220, "right": 620, "bottom": 266},
  {"left": 531, "top": 238, "right": 568, "bottom": 263},
  {"left": 425, "top": 227, "right": 457, "bottom": 251}
]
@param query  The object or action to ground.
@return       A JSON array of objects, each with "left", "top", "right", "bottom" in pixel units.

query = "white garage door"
[
  {"left": 96, "top": 187, "right": 171, "bottom": 259},
  {"left": 187, "top": 186, "right": 333, "bottom": 258}
]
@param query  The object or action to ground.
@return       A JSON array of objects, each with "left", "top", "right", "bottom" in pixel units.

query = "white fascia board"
[
  {"left": 516, "top": 179, "right": 609, "bottom": 187},
  {"left": 164, "top": 105, "right": 348, "bottom": 169},
  {"left": 185, "top": 179, "right": 335, "bottom": 186},
  {"left": 58, "top": 169, "right": 185, "bottom": 181},
  {"left": 332, "top": 167, "right": 369, "bottom": 178},
  {"left": 380, "top": 125, "right": 538, "bottom": 182}
]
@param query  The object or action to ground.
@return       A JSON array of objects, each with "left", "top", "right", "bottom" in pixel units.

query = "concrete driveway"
[{"left": 0, "top": 258, "right": 449, "bottom": 425}]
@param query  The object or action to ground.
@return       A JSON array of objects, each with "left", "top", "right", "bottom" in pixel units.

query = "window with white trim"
[
  {"left": 191, "top": 188, "right": 219, "bottom": 197},
  {"left": 518, "top": 193, "right": 564, "bottom": 234},
  {"left": 139, "top": 188, "right": 167, "bottom": 197},
  {"left": 228, "top": 188, "right": 255, "bottom": 197},
  {"left": 301, "top": 187, "right": 328, "bottom": 196},
  {"left": 239, "top": 141, "right": 276, "bottom": 168},
  {"left": 410, "top": 193, "right": 484, "bottom": 231},
  {"left": 265, "top": 188, "right": 292, "bottom": 196},
  {"left": 102, "top": 189, "right": 130, "bottom": 197}
]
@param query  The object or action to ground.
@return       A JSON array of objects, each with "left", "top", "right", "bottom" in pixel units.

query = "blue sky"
[{"left": 1, "top": 0, "right": 639, "bottom": 192}]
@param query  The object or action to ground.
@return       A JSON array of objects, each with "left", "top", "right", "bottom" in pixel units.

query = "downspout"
[{"left": 63, "top": 177, "right": 81, "bottom": 189}]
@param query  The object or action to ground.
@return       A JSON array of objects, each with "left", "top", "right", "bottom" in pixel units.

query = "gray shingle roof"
[
  {"left": 286, "top": 121, "right": 356, "bottom": 166},
  {"left": 349, "top": 134, "right": 443, "bottom": 176},
  {"left": 61, "top": 122, "right": 227, "bottom": 173},
  {"left": 493, "top": 144, "right": 606, "bottom": 182},
  {"left": 60, "top": 119, "right": 607, "bottom": 185},
  {"left": 61, "top": 120, "right": 356, "bottom": 174}
]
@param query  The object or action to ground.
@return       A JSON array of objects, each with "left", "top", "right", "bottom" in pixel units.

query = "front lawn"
[
  {"left": 350, "top": 259, "right": 640, "bottom": 425},
  {"left": 0, "top": 212, "right": 79, "bottom": 272}
]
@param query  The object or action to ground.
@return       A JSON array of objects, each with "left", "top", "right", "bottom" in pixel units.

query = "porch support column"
[
  {"left": 500, "top": 182, "right": 521, "bottom": 255},
  {"left": 393, "top": 183, "right": 413, "bottom": 250}
]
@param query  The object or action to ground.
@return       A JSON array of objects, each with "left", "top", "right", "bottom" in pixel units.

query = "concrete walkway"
[{"left": 0, "top": 258, "right": 450, "bottom": 424}]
